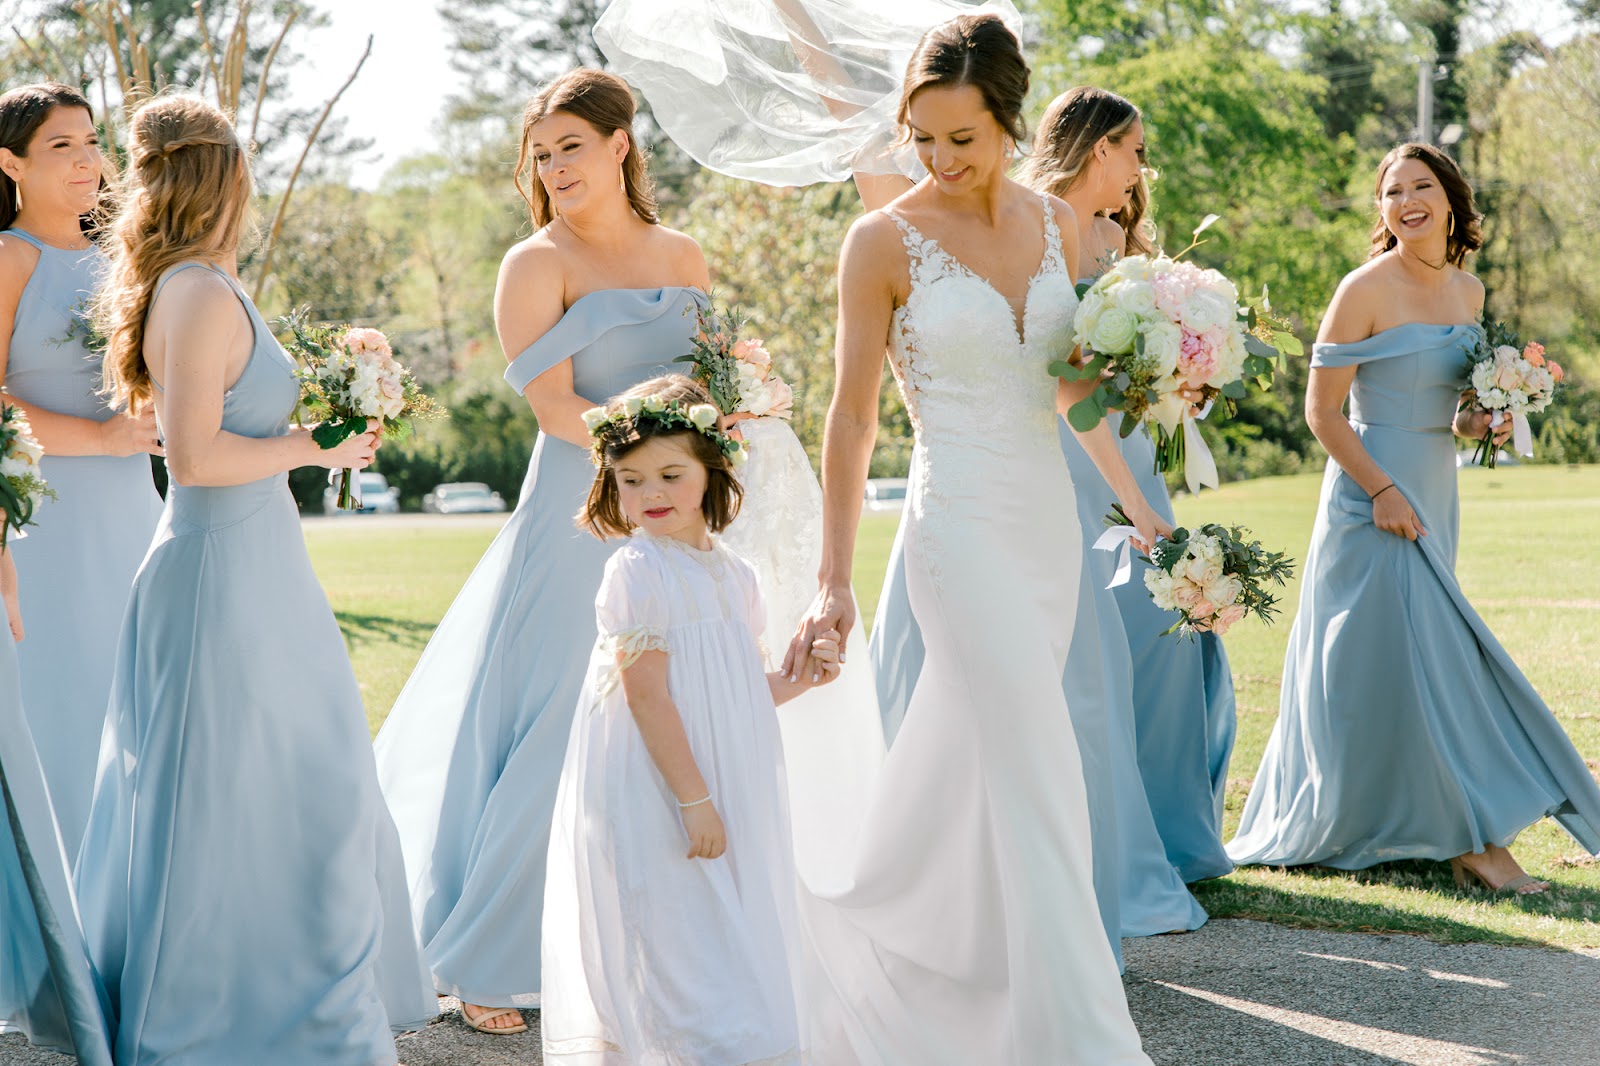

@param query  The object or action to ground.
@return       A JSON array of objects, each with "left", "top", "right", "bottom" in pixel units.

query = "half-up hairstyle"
[
  {"left": 896, "top": 14, "right": 1030, "bottom": 149},
  {"left": 96, "top": 95, "right": 253, "bottom": 414},
  {"left": 581, "top": 375, "right": 743, "bottom": 540},
  {"left": 1018, "top": 86, "right": 1154, "bottom": 256},
  {"left": 515, "top": 68, "right": 657, "bottom": 230},
  {"left": 1369, "top": 143, "right": 1482, "bottom": 267},
  {"left": 0, "top": 82, "right": 112, "bottom": 236}
]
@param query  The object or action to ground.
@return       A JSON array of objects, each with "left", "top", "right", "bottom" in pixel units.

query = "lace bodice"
[{"left": 886, "top": 194, "right": 1078, "bottom": 454}]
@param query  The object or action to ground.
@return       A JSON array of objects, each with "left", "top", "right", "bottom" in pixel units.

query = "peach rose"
[
  {"left": 1212, "top": 603, "right": 1249, "bottom": 636},
  {"left": 1522, "top": 342, "right": 1546, "bottom": 367},
  {"left": 1549, "top": 360, "right": 1565, "bottom": 383},
  {"left": 1190, "top": 598, "right": 1217, "bottom": 621}
]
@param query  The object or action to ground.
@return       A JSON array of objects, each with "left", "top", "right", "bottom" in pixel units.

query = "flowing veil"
[{"left": 594, "top": 0, "right": 1021, "bottom": 186}]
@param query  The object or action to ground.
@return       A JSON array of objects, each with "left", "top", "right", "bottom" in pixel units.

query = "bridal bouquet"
[
  {"left": 1050, "top": 217, "right": 1300, "bottom": 493},
  {"left": 1101, "top": 504, "right": 1294, "bottom": 639},
  {"left": 678, "top": 299, "right": 795, "bottom": 421},
  {"left": 1461, "top": 320, "right": 1561, "bottom": 468},
  {"left": 280, "top": 311, "right": 445, "bottom": 509},
  {"left": 0, "top": 404, "right": 53, "bottom": 549}
]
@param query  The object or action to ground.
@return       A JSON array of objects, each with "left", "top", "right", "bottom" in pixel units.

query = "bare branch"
[
  {"left": 251, "top": 34, "right": 373, "bottom": 303},
  {"left": 192, "top": 0, "right": 225, "bottom": 103},
  {"left": 249, "top": 6, "right": 298, "bottom": 147}
]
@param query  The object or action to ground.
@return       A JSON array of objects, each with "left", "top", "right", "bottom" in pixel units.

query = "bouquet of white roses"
[
  {"left": 1, "top": 403, "right": 54, "bottom": 549},
  {"left": 1051, "top": 217, "right": 1299, "bottom": 493},
  {"left": 1100, "top": 503, "right": 1294, "bottom": 640},
  {"left": 678, "top": 298, "right": 795, "bottom": 421},
  {"left": 280, "top": 311, "right": 445, "bottom": 509},
  {"left": 1461, "top": 319, "right": 1562, "bottom": 468}
]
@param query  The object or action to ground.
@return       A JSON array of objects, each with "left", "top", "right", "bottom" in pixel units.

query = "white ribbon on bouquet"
[
  {"left": 1490, "top": 410, "right": 1535, "bottom": 459},
  {"left": 1182, "top": 413, "right": 1220, "bottom": 496},
  {"left": 1093, "top": 525, "right": 1139, "bottom": 590}
]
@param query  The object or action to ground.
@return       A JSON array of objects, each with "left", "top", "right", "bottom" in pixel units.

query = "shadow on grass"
[
  {"left": 334, "top": 611, "right": 438, "bottom": 651},
  {"left": 1192, "top": 860, "right": 1600, "bottom": 950}
]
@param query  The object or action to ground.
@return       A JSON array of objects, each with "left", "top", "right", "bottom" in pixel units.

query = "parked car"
[
  {"left": 322, "top": 471, "right": 400, "bottom": 515},
  {"left": 863, "top": 477, "right": 908, "bottom": 513},
  {"left": 422, "top": 482, "right": 509, "bottom": 515}
]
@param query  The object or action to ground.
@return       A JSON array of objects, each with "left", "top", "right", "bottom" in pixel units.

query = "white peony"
[
  {"left": 1118, "top": 281, "right": 1158, "bottom": 318},
  {"left": 1180, "top": 287, "right": 1236, "bottom": 333}
]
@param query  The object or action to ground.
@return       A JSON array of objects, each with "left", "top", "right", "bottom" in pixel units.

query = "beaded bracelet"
[{"left": 677, "top": 794, "right": 713, "bottom": 809}]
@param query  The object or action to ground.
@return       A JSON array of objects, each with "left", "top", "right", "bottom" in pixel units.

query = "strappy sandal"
[
  {"left": 461, "top": 1004, "right": 528, "bottom": 1035},
  {"left": 1449, "top": 856, "right": 1550, "bottom": 896}
]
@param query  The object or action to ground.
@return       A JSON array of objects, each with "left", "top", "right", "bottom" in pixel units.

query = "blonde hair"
[
  {"left": 97, "top": 95, "right": 253, "bottom": 413},
  {"left": 514, "top": 68, "right": 657, "bottom": 230},
  {"left": 1018, "top": 86, "right": 1156, "bottom": 258}
]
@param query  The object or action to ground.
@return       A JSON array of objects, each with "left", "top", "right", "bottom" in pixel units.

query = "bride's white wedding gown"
[{"left": 790, "top": 193, "right": 1149, "bottom": 1064}]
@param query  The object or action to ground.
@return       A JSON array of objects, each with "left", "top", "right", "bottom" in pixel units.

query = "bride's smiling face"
[
  {"left": 906, "top": 84, "right": 1008, "bottom": 193},
  {"left": 527, "top": 111, "right": 628, "bottom": 217}
]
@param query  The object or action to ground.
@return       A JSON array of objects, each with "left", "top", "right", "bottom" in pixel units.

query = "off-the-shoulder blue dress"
[
  {"left": 1229, "top": 323, "right": 1600, "bottom": 868},
  {"left": 373, "top": 287, "right": 704, "bottom": 1006}
]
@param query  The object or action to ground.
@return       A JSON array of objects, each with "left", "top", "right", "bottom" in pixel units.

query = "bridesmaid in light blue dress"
[
  {"left": 373, "top": 69, "right": 711, "bottom": 1032},
  {"left": 1028, "top": 87, "right": 1235, "bottom": 885},
  {"left": 0, "top": 84, "right": 163, "bottom": 858},
  {"left": 1, "top": 551, "right": 112, "bottom": 1066},
  {"left": 1230, "top": 145, "right": 1600, "bottom": 890},
  {"left": 73, "top": 96, "right": 435, "bottom": 1064}
]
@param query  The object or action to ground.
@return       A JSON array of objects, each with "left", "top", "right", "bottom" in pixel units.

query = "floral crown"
[{"left": 581, "top": 394, "right": 749, "bottom": 470}]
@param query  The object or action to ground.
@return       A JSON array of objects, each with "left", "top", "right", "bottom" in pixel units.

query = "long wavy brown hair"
[
  {"left": 0, "top": 82, "right": 113, "bottom": 237},
  {"left": 514, "top": 68, "right": 657, "bottom": 230},
  {"left": 1368, "top": 143, "right": 1482, "bottom": 268},
  {"left": 1018, "top": 86, "right": 1155, "bottom": 258},
  {"left": 96, "top": 95, "right": 253, "bottom": 414}
]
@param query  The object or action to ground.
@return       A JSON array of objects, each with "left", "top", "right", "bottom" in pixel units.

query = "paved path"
[{"left": 6, "top": 920, "right": 1596, "bottom": 1065}]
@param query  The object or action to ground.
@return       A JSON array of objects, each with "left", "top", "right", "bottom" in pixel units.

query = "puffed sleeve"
[{"left": 594, "top": 542, "right": 672, "bottom": 690}]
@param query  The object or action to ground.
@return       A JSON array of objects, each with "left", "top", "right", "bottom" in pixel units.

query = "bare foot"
[
  {"left": 461, "top": 1002, "right": 527, "bottom": 1034},
  {"left": 1453, "top": 844, "right": 1550, "bottom": 895}
]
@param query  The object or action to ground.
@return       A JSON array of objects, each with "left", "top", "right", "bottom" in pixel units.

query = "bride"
[{"left": 773, "top": 15, "right": 1161, "bottom": 1063}]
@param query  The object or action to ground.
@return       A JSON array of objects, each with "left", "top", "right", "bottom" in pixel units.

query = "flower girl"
[{"left": 542, "top": 376, "right": 839, "bottom": 1065}]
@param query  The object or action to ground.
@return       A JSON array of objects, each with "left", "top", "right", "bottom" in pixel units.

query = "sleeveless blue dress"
[
  {"left": 1, "top": 599, "right": 113, "bottom": 1066},
  {"left": 73, "top": 263, "right": 436, "bottom": 1065},
  {"left": 1229, "top": 323, "right": 1600, "bottom": 868},
  {"left": 870, "top": 413, "right": 1208, "bottom": 968},
  {"left": 1068, "top": 414, "right": 1237, "bottom": 885},
  {"left": 373, "top": 287, "right": 704, "bottom": 1006},
  {"left": 2, "top": 228, "right": 163, "bottom": 857}
]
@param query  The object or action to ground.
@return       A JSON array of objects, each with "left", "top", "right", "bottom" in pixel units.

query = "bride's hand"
[
  {"left": 719, "top": 411, "right": 756, "bottom": 442},
  {"left": 1117, "top": 496, "right": 1172, "bottom": 555},
  {"left": 783, "top": 583, "right": 855, "bottom": 682}
]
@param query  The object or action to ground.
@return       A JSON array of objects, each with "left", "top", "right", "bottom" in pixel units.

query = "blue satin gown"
[
  {"left": 73, "top": 262, "right": 436, "bottom": 1065},
  {"left": 1077, "top": 414, "right": 1238, "bottom": 885},
  {"left": 1, "top": 596, "right": 113, "bottom": 1066},
  {"left": 2, "top": 228, "right": 162, "bottom": 858},
  {"left": 373, "top": 287, "right": 704, "bottom": 1006},
  {"left": 1229, "top": 323, "right": 1600, "bottom": 868}
]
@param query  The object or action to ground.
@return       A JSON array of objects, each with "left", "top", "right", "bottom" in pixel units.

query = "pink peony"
[
  {"left": 1176, "top": 329, "right": 1220, "bottom": 388},
  {"left": 763, "top": 377, "right": 794, "bottom": 420},
  {"left": 1548, "top": 360, "right": 1564, "bottom": 383},
  {"left": 1522, "top": 342, "right": 1546, "bottom": 368},
  {"left": 343, "top": 327, "right": 392, "bottom": 359}
]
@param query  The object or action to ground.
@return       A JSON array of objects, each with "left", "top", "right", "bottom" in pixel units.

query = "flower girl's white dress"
[{"left": 542, "top": 531, "right": 802, "bottom": 1066}]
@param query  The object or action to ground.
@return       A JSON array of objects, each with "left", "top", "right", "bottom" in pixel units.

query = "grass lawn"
[{"left": 309, "top": 463, "right": 1600, "bottom": 949}]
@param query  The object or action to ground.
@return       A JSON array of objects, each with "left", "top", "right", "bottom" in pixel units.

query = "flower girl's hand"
[
  {"left": 785, "top": 584, "right": 855, "bottom": 682},
  {"left": 806, "top": 629, "right": 843, "bottom": 686},
  {"left": 682, "top": 801, "right": 727, "bottom": 860}
]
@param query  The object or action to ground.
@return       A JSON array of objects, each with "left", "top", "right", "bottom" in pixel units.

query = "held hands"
[
  {"left": 306, "top": 418, "right": 382, "bottom": 470},
  {"left": 784, "top": 583, "right": 855, "bottom": 683},
  {"left": 1371, "top": 483, "right": 1426, "bottom": 541},
  {"left": 681, "top": 800, "right": 727, "bottom": 860},
  {"left": 100, "top": 407, "right": 164, "bottom": 458}
]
